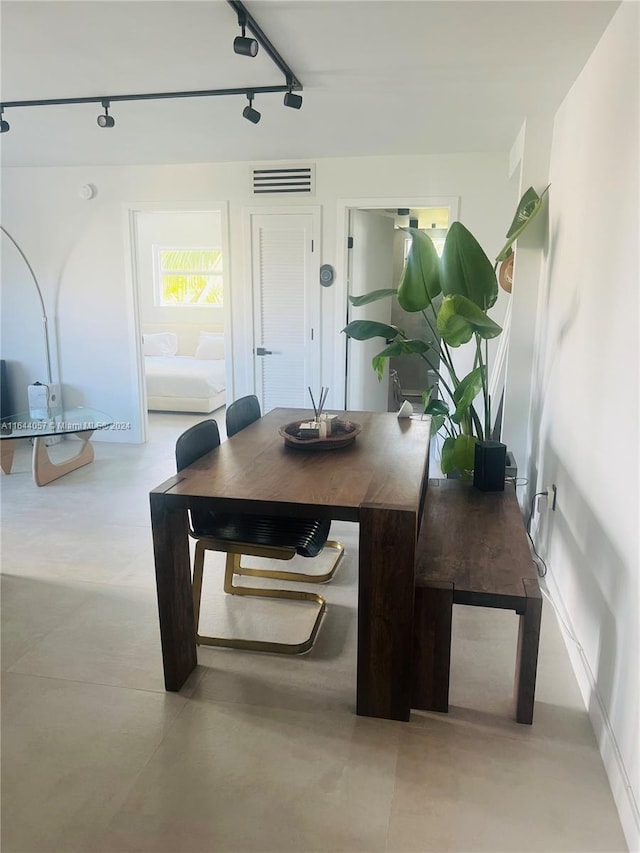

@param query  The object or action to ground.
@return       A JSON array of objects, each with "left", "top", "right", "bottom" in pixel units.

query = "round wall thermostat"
[
  {"left": 319, "top": 264, "right": 335, "bottom": 287},
  {"left": 79, "top": 184, "right": 96, "bottom": 200}
]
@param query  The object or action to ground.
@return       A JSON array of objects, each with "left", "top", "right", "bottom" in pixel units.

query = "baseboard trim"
[{"left": 544, "top": 568, "right": 640, "bottom": 852}]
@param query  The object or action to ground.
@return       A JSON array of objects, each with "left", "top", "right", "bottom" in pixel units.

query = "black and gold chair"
[
  {"left": 224, "top": 395, "right": 344, "bottom": 586},
  {"left": 175, "top": 418, "right": 339, "bottom": 654}
]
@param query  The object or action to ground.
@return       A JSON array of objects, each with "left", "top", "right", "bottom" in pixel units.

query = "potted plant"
[{"left": 343, "top": 185, "right": 549, "bottom": 478}]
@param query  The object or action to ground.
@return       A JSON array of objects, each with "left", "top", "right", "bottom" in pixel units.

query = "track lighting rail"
[
  {"left": 1, "top": 84, "right": 294, "bottom": 110},
  {"left": 227, "top": 0, "right": 301, "bottom": 90},
  {"left": 0, "top": 0, "right": 302, "bottom": 130}
]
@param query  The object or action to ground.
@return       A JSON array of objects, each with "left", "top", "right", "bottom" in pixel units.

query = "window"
[{"left": 154, "top": 247, "right": 223, "bottom": 307}]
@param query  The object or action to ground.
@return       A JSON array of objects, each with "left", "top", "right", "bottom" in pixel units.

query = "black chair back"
[
  {"left": 176, "top": 419, "right": 220, "bottom": 471},
  {"left": 226, "top": 395, "right": 261, "bottom": 438},
  {"left": 176, "top": 419, "right": 221, "bottom": 536}
]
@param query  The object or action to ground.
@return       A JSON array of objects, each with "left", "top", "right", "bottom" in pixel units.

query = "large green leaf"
[
  {"left": 424, "top": 398, "right": 449, "bottom": 416},
  {"left": 342, "top": 320, "right": 401, "bottom": 341},
  {"left": 428, "top": 414, "right": 446, "bottom": 435},
  {"left": 441, "top": 222, "right": 497, "bottom": 310},
  {"left": 441, "top": 434, "right": 477, "bottom": 477},
  {"left": 423, "top": 397, "right": 449, "bottom": 435},
  {"left": 397, "top": 228, "right": 441, "bottom": 312},
  {"left": 372, "top": 339, "right": 431, "bottom": 358},
  {"left": 496, "top": 184, "right": 550, "bottom": 262},
  {"left": 371, "top": 339, "right": 431, "bottom": 379},
  {"left": 348, "top": 288, "right": 397, "bottom": 307},
  {"left": 441, "top": 437, "right": 457, "bottom": 475},
  {"left": 453, "top": 434, "right": 478, "bottom": 477},
  {"left": 422, "top": 387, "right": 433, "bottom": 410},
  {"left": 436, "top": 295, "right": 502, "bottom": 347},
  {"left": 451, "top": 367, "right": 484, "bottom": 424}
]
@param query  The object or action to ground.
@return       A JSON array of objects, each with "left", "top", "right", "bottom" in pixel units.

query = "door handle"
[{"left": 255, "top": 347, "right": 273, "bottom": 356}]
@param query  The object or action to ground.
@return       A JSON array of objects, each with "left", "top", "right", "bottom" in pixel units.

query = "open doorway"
[
  {"left": 129, "top": 206, "right": 232, "bottom": 442},
  {"left": 342, "top": 198, "right": 458, "bottom": 412}
]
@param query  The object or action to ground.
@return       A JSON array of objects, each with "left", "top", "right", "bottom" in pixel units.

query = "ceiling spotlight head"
[
  {"left": 233, "top": 16, "right": 258, "bottom": 57},
  {"left": 242, "top": 105, "right": 261, "bottom": 124},
  {"left": 242, "top": 94, "right": 261, "bottom": 124},
  {"left": 97, "top": 100, "right": 115, "bottom": 128},
  {"left": 0, "top": 110, "right": 9, "bottom": 133},
  {"left": 234, "top": 34, "right": 259, "bottom": 57},
  {"left": 283, "top": 91, "right": 303, "bottom": 110}
]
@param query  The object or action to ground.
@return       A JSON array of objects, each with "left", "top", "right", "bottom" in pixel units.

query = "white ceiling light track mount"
[{"left": 0, "top": 0, "right": 302, "bottom": 133}]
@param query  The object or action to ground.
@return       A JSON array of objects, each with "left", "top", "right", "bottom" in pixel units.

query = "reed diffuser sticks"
[{"left": 308, "top": 386, "right": 329, "bottom": 420}]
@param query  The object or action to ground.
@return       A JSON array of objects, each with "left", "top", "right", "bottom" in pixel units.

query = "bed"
[{"left": 142, "top": 325, "right": 226, "bottom": 414}]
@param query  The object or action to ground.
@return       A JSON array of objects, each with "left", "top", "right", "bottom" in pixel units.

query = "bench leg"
[
  {"left": 514, "top": 579, "right": 543, "bottom": 724},
  {"left": 412, "top": 583, "right": 453, "bottom": 713}
]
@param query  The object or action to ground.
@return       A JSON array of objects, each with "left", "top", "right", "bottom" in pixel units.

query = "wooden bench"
[{"left": 412, "top": 478, "right": 542, "bottom": 724}]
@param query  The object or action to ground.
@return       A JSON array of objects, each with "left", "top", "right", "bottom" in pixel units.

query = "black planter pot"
[{"left": 473, "top": 441, "right": 507, "bottom": 491}]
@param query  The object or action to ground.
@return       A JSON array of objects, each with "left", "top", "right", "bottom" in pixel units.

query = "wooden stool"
[{"left": 413, "top": 479, "right": 542, "bottom": 724}]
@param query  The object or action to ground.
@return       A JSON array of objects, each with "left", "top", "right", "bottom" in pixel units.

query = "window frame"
[{"left": 153, "top": 244, "right": 224, "bottom": 308}]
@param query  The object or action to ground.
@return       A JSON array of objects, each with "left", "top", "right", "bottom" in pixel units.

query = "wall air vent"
[{"left": 251, "top": 165, "right": 315, "bottom": 196}]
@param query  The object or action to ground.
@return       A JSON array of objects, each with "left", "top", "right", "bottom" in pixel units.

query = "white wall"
[
  {"left": 501, "top": 115, "right": 553, "bottom": 472},
  {"left": 0, "top": 152, "right": 514, "bottom": 442},
  {"left": 134, "top": 209, "right": 224, "bottom": 332},
  {"left": 529, "top": 4, "right": 639, "bottom": 848}
]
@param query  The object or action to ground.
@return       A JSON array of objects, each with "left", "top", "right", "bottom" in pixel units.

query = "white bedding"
[{"left": 145, "top": 356, "right": 225, "bottom": 400}]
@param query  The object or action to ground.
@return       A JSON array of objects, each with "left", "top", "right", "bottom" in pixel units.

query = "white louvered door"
[{"left": 250, "top": 212, "right": 320, "bottom": 412}]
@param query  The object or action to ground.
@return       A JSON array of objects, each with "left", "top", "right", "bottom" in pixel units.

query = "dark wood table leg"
[
  {"left": 150, "top": 492, "right": 197, "bottom": 691},
  {"left": 514, "top": 578, "right": 543, "bottom": 724},
  {"left": 412, "top": 582, "right": 454, "bottom": 713},
  {"left": 357, "top": 505, "right": 417, "bottom": 721}
]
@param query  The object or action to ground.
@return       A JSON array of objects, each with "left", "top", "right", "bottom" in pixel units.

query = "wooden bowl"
[{"left": 279, "top": 419, "right": 361, "bottom": 451}]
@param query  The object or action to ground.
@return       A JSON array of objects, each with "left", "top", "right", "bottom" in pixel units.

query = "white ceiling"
[{"left": 0, "top": 0, "right": 619, "bottom": 167}]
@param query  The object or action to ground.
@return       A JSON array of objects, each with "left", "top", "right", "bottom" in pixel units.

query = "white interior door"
[
  {"left": 346, "top": 209, "right": 395, "bottom": 411},
  {"left": 250, "top": 212, "right": 320, "bottom": 412}
]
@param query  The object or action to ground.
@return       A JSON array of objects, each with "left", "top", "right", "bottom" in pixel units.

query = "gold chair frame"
[
  {"left": 191, "top": 536, "right": 344, "bottom": 654},
  {"left": 233, "top": 539, "right": 344, "bottom": 585}
]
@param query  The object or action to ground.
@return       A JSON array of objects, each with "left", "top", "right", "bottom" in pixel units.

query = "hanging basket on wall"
[{"left": 498, "top": 253, "right": 514, "bottom": 293}]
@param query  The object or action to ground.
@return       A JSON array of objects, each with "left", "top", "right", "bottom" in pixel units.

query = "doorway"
[
  {"left": 339, "top": 198, "right": 458, "bottom": 412},
  {"left": 128, "top": 204, "right": 231, "bottom": 442},
  {"left": 345, "top": 209, "right": 395, "bottom": 412}
]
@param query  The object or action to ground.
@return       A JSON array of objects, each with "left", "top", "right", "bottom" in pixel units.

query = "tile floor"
[{"left": 1, "top": 412, "right": 628, "bottom": 853}]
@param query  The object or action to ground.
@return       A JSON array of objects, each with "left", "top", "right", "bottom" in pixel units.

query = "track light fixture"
[
  {"left": 0, "top": 2, "right": 302, "bottom": 133},
  {"left": 283, "top": 89, "right": 303, "bottom": 110},
  {"left": 233, "top": 11, "right": 259, "bottom": 57},
  {"left": 242, "top": 93, "right": 261, "bottom": 124},
  {"left": 97, "top": 100, "right": 115, "bottom": 128}
]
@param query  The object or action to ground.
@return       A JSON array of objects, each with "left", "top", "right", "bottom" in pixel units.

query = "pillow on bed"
[
  {"left": 195, "top": 332, "right": 225, "bottom": 360},
  {"left": 143, "top": 332, "right": 178, "bottom": 357}
]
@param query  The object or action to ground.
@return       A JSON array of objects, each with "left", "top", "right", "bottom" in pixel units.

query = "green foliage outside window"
[{"left": 157, "top": 248, "right": 223, "bottom": 306}]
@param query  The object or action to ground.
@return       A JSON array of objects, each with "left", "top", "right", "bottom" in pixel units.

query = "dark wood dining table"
[{"left": 150, "top": 408, "right": 431, "bottom": 721}]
